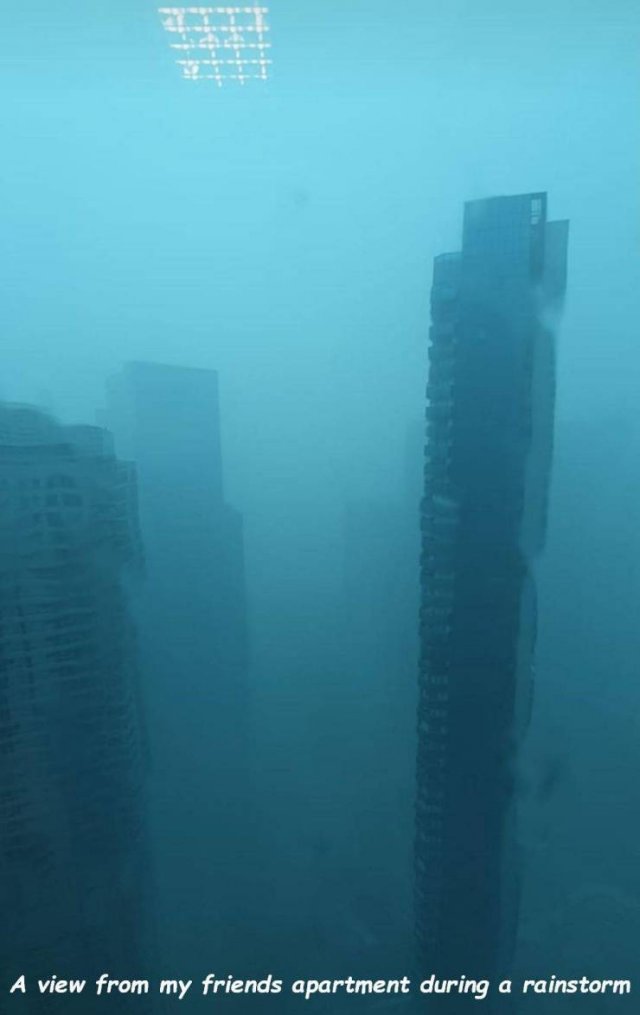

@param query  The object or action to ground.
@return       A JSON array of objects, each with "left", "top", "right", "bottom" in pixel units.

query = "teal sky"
[{"left": 1, "top": 1, "right": 639, "bottom": 505}]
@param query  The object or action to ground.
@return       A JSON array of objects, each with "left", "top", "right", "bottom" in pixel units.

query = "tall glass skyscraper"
[{"left": 415, "top": 194, "right": 569, "bottom": 990}]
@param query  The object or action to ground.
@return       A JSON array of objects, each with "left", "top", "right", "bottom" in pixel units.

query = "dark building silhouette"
[
  {"left": 415, "top": 194, "right": 569, "bottom": 992},
  {"left": 103, "top": 361, "right": 250, "bottom": 971},
  {"left": 0, "top": 404, "right": 152, "bottom": 1006}
]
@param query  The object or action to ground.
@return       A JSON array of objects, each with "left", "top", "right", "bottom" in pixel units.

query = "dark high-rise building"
[
  {"left": 0, "top": 405, "right": 152, "bottom": 1002},
  {"left": 103, "top": 361, "right": 250, "bottom": 969},
  {"left": 415, "top": 194, "right": 569, "bottom": 989}
]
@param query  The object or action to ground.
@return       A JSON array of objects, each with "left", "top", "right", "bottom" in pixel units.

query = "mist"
[{"left": 1, "top": 1, "right": 639, "bottom": 1011}]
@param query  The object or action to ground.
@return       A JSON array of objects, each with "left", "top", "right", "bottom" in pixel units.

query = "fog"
[{"left": 1, "top": 1, "right": 639, "bottom": 1011}]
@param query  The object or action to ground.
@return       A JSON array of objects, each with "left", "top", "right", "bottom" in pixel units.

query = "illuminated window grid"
[{"left": 158, "top": 7, "right": 271, "bottom": 86}]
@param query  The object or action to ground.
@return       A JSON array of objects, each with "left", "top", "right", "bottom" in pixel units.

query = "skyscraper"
[
  {"left": 104, "top": 361, "right": 248, "bottom": 709},
  {"left": 103, "top": 361, "right": 250, "bottom": 970},
  {"left": 415, "top": 194, "right": 569, "bottom": 990},
  {"left": 0, "top": 404, "right": 152, "bottom": 1001}
]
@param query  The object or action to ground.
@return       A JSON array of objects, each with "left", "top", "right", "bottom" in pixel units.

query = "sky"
[{"left": 1, "top": 0, "right": 639, "bottom": 513}]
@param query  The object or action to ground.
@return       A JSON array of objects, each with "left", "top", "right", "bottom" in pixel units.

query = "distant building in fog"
[
  {"left": 0, "top": 404, "right": 152, "bottom": 995},
  {"left": 104, "top": 361, "right": 248, "bottom": 704},
  {"left": 103, "top": 361, "right": 249, "bottom": 967},
  {"left": 334, "top": 425, "right": 424, "bottom": 973},
  {"left": 340, "top": 497, "right": 418, "bottom": 967},
  {"left": 415, "top": 194, "right": 569, "bottom": 986}
]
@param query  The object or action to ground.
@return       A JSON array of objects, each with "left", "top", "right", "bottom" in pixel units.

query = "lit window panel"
[{"left": 158, "top": 7, "right": 271, "bottom": 86}]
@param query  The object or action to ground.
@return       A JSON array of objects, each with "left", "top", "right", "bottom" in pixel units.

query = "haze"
[{"left": 1, "top": 0, "right": 639, "bottom": 1003}]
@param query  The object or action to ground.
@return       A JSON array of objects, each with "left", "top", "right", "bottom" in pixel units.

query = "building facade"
[
  {"left": 415, "top": 194, "right": 569, "bottom": 990},
  {"left": 0, "top": 405, "right": 152, "bottom": 1005}
]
